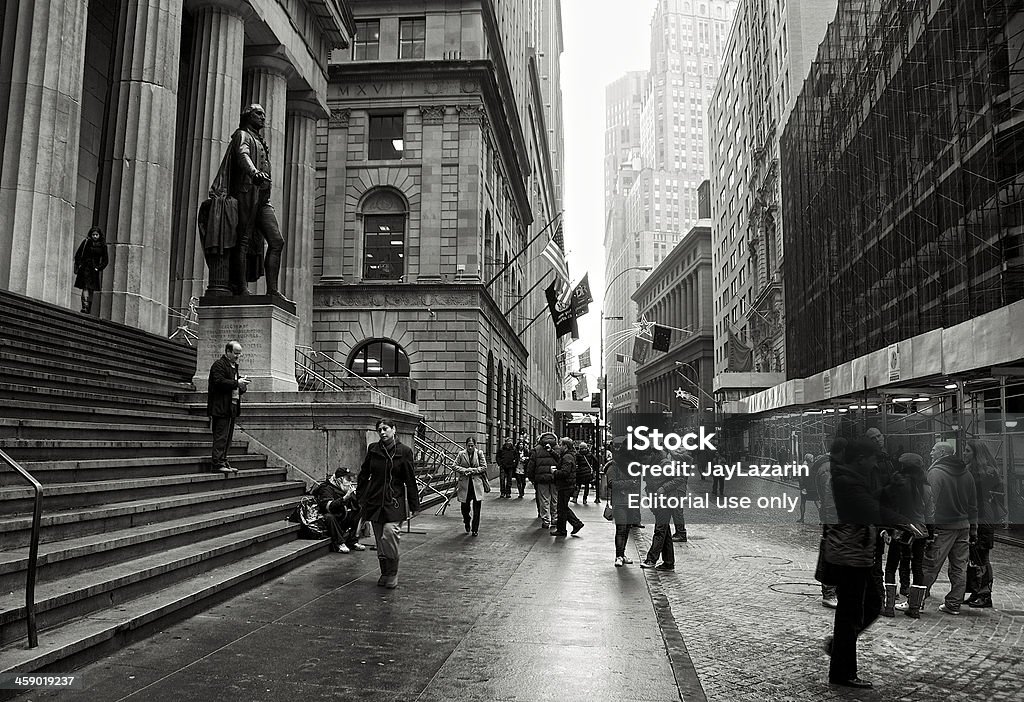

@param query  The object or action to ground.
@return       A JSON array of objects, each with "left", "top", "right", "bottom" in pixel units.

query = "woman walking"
[
  {"left": 964, "top": 438, "right": 1004, "bottom": 609},
  {"left": 605, "top": 441, "right": 641, "bottom": 566},
  {"left": 73, "top": 226, "right": 109, "bottom": 313},
  {"left": 357, "top": 419, "right": 420, "bottom": 588},
  {"left": 456, "top": 436, "right": 487, "bottom": 536}
]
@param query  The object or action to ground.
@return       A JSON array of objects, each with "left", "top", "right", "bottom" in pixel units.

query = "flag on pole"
[
  {"left": 540, "top": 222, "right": 570, "bottom": 284},
  {"left": 615, "top": 353, "right": 627, "bottom": 364},
  {"left": 559, "top": 272, "right": 594, "bottom": 312},
  {"left": 575, "top": 375, "right": 589, "bottom": 399},
  {"left": 727, "top": 329, "right": 753, "bottom": 371},
  {"left": 578, "top": 348, "right": 592, "bottom": 369},
  {"left": 545, "top": 281, "right": 579, "bottom": 338},
  {"left": 631, "top": 336, "right": 651, "bottom": 364},
  {"left": 652, "top": 324, "right": 672, "bottom": 352}
]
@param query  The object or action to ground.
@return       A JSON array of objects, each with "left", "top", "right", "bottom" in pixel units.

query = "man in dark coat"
[
  {"left": 314, "top": 468, "right": 365, "bottom": 554},
  {"left": 551, "top": 438, "right": 583, "bottom": 536},
  {"left": 357, "top": 419, "right": 420, "bottom": 588},
  {"left": 207, "top": 341, "right": 250, "bottom": 473},
  {"left": 496, "top": 438, "right": 519, "bottom": 498},
  {"left": 825, "top": 438, "right": 905, "bottom": 689}
]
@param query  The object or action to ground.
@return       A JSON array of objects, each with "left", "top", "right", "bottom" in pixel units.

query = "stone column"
[
  {"left": 417, "top": 105, "right": 446, "bottom": 281},
  {"left": 281, "top": 93, "right": 323, "bottom": 347},
  {"left": 169, "top": 0, "right": 247, "bottom": 319},
  {"left": 0, "top": 0, "right": 89, "bottom": 305},
  {"left": 94, "top": 0, "right": 183, "bottom": 333},
  {"left": 241, "top": 51, "right": 290, "bottom": 216},
  {"left": 320, "top": 107, "right": 350, "bottom": 281},
  {"left": 456, "top": 104, "right": 485, "bottom": 282}
]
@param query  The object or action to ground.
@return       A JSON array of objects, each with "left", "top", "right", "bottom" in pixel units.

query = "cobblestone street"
[{"left": 633, "top": 474, "right": 1024, "bottom": 701}]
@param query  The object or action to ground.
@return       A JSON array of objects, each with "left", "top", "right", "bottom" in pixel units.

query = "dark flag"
[
  {"left": 652, "top": 324, "right": 672, "bottom": 352},
  {"left": 631, "top": 336, "right": 651, "bottom": 364},
  {"left": 591, "top": 391, "right": 601, "bottom": 408},
  {"left": 545, "top": 281, "right": 579, "bottom": 338},
  {"left": 727, "top": 329, "right": 753, "bottom": 371},
  {"left": 567, "top": 273, "right": 594, "bottom": 318}
]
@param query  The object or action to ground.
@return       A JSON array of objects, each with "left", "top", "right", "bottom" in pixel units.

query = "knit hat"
[
  {"left": 538, "top": 432, "right": 557, "bottom": 443},
  {"left": 898, "top": 453, "right": 925, "bottom": 470}
]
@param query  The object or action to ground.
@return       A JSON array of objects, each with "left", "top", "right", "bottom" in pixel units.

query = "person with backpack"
[{"left": 574, "top": 443, "right": 595, "bottom": 504}]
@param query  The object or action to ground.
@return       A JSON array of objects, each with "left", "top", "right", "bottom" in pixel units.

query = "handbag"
[
  {"left": 480, "top": 473, "right": 492, "bottom": 493},
  {"left": 966, "top": 543, "right": 984, "bottom": 593},
  {"left": 603, "top": 503, "right": 614, "bottom": 521},
  {"left": 473, "top": 449, "right": 491, "bottom": 493}
]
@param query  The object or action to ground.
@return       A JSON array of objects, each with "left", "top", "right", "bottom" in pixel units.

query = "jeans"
[
  {"left": 535, "top": 482, "right": 556, "bottom": 523},
  {"left": 972, "top": 525, "right": 994, "bottom": 597},
  {"left": 499, "top": 468, "right": 515, "bottom": 496},
  {"left": 829, "top": 564, "right": 882, "bottom": 681},
  {"left": 884, "top": 537, "right": 925, "bottom": 586},
  {"left": 515, "top": 473, "right": 526, "bottom": 496},
  {"left": 923, "top": 527, "right": 970, "bottom": 608},
  {"left": 644, "top": 507, "right": 675, "bottom": 566},
  {"left": 615, "top": 523, "right": 631, "bottom": 558}
]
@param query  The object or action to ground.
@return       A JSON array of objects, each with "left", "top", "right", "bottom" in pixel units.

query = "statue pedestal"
[{"left": 192, "top": 296, "right": 299, "bottom": 393}]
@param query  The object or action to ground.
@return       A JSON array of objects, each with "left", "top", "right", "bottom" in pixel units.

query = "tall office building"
[
  {"left": 316, "top": 0, "right": 565, "bottom": 452},
  {"left": 603, "top": 0, "right": 735, "bottom": 427},
  {"left": 708, "top": 0, "right": 837, "bottom": 404}
]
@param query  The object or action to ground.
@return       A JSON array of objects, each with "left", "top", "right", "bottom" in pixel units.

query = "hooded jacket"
[
  {"left": 526, "top": 433, "right": 559, "bottom": 483},
  {"left": 496, "top": 442, "right": 519, "bottom": 470},
  {"left": 927, "top": 457, "right": 978, "bottom": 529}
]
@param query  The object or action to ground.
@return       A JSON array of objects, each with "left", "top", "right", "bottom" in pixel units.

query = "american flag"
[{"left": 541, "top": 222, "right": 570, "bottom": 284}]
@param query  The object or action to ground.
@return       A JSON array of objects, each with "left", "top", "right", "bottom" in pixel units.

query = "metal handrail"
[
  {"left": 295, "top": 345, "right": 392, "bottom": 400},
  {"left": 0, "top": 447, "right": 42, "bottom": 648}
]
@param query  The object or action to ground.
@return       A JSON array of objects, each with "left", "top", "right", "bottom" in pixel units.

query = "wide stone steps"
[
  {"left": 0, "top": 367, "right": 187, "bottom": 404},
  {"left": 0, "top": 467, "right": 285, "bottom": 516},
  {"left": 0, "top": 382, "right": 194, "bottom": 414},
  {"left": 0, "top": 454, "right": 266, "bottom": 486},
  {"left": 0, "top": 399, "right": 203, "bottom": 426},
  {"left": 0, "top": 480, "right": 304, "bottom": 549},
  {"left": 0, "top": 522, "right": 325, "bottom": 649},
  {"left": 0, "top": 350, "right": 192, "bottom": 396},
  {"left": 0, "top": 537, "right": 324, "bottom": 681},
  {"left": 0, "top": 438, "right": 247, "bottom": 462},
  {"left": 0, "top": 418, "right": 211, "bottom": 443},
  {"left": 0, "top": 498, "right": 300, "bottom": 591}
]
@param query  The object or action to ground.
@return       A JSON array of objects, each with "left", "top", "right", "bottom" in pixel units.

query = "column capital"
[
  {"left": 287, "top": 90, "right": 328, "bottom": 120},
  {"left": 329, "top": 107, "right": 351, "bottom": 128},
  {"left": 185, "top": 0, "right": 252, "bottom": 19},
  {"left": 420, "top": 105, "right": 446, "bottom": 125},
  {"left": 243, "top": 45, "right": 294, "bottom": 80},
  {"left": 457, "top": 103, "right": 486, "bottom": 126}
]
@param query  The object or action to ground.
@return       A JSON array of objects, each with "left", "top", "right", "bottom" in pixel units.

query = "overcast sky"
[{"left": 559, "top": 0, "right": 659, "bottom": 382}]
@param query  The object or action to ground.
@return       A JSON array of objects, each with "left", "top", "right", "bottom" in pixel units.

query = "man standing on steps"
[{"left": 207, "top": 341, "right": 250, "bottom": 474}]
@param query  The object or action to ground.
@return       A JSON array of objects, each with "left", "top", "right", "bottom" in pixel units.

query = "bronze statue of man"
[{"left": 204, "top": 103, "right": 289, "bottom": 302}]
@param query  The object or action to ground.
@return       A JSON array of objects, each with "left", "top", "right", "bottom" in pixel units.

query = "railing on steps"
[
  {"left": 0, "top": 448, "right": 41, "bottom": 649},
  {"left": 295, "top": 346, "right": 387, "bottom": 396}
]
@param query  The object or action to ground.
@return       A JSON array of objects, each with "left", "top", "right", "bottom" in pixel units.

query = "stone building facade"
[
  {"left": 0, "top": 0, "right": 355, "bottom": 336},
  {"left": 314, "top": 0, "right": 565, "bottom": 455}
]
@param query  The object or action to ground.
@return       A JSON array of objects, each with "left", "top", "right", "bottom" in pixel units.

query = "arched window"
[
  {"left": 360, "top": 188, "right": 408, "bottom": 280},
  {"left": 348, "top": 339, "right": 410, "bottom": 377}
]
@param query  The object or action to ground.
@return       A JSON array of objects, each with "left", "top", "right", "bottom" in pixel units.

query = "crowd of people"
[{"left": 811, "top": 428, "right": 1006, "bottom": 689}]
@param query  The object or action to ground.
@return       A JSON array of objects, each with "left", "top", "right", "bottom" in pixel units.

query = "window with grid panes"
[
  {"left": 399, "top": 18, "right": 425, "bottom": 58},
  {"left": 353, "top": 20, "right": 380, "bottom": 60},
  {"left": 363, "top": 214, "right": 405, "bottom": 280},
  {"left": 368, "top": 114, "right": 404, "bottom": 160}
]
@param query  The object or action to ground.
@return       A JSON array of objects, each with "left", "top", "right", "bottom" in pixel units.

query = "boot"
[
  {"left": 882, "top": 582, "right": 897, "bottom": 617},
  {"left": 382, "top": 557, "right": 399, "bottom": 589},
  {"left": 904, "top": 585, "right": 927, "bottom": 619},
  {"left": 376, "top": 557, "right": 388, "bottom": 587}
]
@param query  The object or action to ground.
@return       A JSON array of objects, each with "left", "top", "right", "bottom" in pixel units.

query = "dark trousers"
[
  {"left": 324, "top": 511, "right": 359, "bottom": 547},
  {"left": 711, "top": 476, "right": 725, "bottom": 496},
  {"left": 673, "top": 507, "right": 686, "bottom": 536},
  {"left": 829, "top": 564, "right": 882, "bottom": 682},
  {"left": 461, "top": 499, "right": 481, "bottom": 533},
  {"left": 555, "top": 487, "right": 583, "bottom": 532},
  {"left": 645, "top": 508, "right": 675, "bottom": 566},
  {"left": 499, "top": 468, "right": 515, "bottom": 496},
  {"left": 210, "top": 413, "right": 236, "bottom": 468},
  {"left": 615, "top": 523, "right": 631, "bottom": 558},
  {"left": 515, "top": 473, "right": 526, "bottom": 496},
  {"left": 972, "top": 525, "right": 995, "bottom": 597},
  {"left": 884, "top": 537, "right": 925, "bottom": 586},
  {"left": 232, "top": 203, "right": 285, "bottom": 293}
]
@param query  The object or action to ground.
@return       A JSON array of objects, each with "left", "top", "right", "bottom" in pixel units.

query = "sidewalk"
[
  {"left": 14, "top": 494, "right": 690, "bottom": 702},
  {"left": 12, "top": 479, "right": 1024, "bottom": 701}
]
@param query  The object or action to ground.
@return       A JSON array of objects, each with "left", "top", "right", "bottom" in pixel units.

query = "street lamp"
[{"left": 599, "top": 265, "right": 653, "bottom": 461}]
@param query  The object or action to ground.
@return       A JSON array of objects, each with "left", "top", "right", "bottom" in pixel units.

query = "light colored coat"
[{"left": 456, "top": 448, "right": 487, "bottom": 503}]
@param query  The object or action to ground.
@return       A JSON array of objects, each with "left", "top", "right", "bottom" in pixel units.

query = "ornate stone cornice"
[
  {"left": 419, "top": 104, "right": 446, "bottom": 125},
  {"left": 329, "top": 108, "right": 350, "bottom": 128},
  {"left": 457, "top": 103, "right": 487, "bottom": 126}
]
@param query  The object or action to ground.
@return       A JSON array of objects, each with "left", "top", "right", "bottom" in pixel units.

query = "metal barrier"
[{"left": 1, "top": 447, "right": 42, "bottom": 648}]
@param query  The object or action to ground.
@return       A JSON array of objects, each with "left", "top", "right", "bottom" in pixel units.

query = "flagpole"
[
  {"left": 503, "top": 270, "right": 553, "bottom": 317},
  {"left": 484, "top": 211, "right": 564, "bottom": 289}
]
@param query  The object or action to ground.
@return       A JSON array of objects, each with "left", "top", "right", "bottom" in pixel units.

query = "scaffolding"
[{"left": 782, "top": 0, "right": 1024, "bottom": 379}]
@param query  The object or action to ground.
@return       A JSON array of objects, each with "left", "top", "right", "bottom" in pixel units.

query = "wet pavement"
[{"left": 11, "top": 476, "right": 1024, "bottom": 701}]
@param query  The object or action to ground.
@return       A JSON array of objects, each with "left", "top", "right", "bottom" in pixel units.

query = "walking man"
[{"left": 207, "top": 341, "right": 250, "bottom": 473}]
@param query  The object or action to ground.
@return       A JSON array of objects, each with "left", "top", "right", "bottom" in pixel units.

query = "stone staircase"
[{"left": 0, "top": 289, "right": 322, "bottom": 678}]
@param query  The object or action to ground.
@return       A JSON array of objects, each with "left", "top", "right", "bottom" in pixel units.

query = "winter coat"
[
  {"left": 206, "top": 356, "right": 246, "bottom": 418},
  {"left": 574, "top": 450, "right": 594, "bottom": 484},
  {"left": 526, "top": 444, "right": 559, "bottom": 483},
  {"left": 456, "top": 448, "right": 487, "bottom": 503},
  {"left": 970, "top": 462, "right": 1006, "bottom": 525},
  {"left": 73, "top": 236, "right": 109, "bottom": 290},
  {"left": 645, "top": 450, "right": 688, "bottom": 498},
  {"left": 313, "top": 478, "right": 357, "bottom": 515},
  {"left": 553, "top": 449, "right": 577, "bottom": 489},
  {"left": 927, "top": 457, "right": 978, "bottom": 529},
  {"left": 826, "top": 463, "right": 904, "bottom": 568},
  {"left": 880, "top": 471, "right": 932, "bottom": 529},
  {"left": 605, "top": 459, "right": 641, "bottom": 525},
  {"left": 811, "top": 455, "right": 837, "bottom": 524},
  {"left": 496, "top": 443, "right": 519, "bottom": 471},
  {"left": 357, "top": 439, "right": 419, "bottom": 523}
]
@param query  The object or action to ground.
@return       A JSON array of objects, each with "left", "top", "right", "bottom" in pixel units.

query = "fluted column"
[
  {"left": 241, "top": 52, "right": 289, "bottom": 216},
  {"left": 94, "top": 0, "right": 182, "bottom": 333},
  {"left": 321, "top": 107, "right": 350, "bottom": 280},
  {"left": 281, "top": 93, "right": 322, "bottom": 347},
  {"left": 169, "top": 0, "right": 246, "bottom": 318},
  {"left": 0, "top": 0, "right": 89, "bottom": 305}
]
